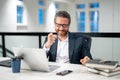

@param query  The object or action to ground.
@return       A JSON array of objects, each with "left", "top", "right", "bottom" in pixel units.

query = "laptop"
[
  {"left": 12, "top": 47, "right": 59, "bottom": 72},
  {"left": 0, "top": 59, "right": 11, "bottom": 67}
]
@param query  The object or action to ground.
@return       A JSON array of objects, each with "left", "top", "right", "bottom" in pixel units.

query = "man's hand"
[
  {"left": 80, "top": 56, "right": 90, "bottom": 65},
  {"left": 45, "top": 33, "right": 57, "bottom": 48}
]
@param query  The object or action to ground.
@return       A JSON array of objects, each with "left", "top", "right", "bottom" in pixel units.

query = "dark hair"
[{"left": 54, "top": 11, "right": 71, "bottom": 25}]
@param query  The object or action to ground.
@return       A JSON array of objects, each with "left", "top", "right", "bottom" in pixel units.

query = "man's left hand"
[{"left": 80, "top": 56, "right": 90, "bottom": 65}]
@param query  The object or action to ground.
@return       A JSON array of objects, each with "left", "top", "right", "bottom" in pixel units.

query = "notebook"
[
  {"left": 85, "top": 59, "right": 119, "bottom": 69},
  {"left": 87, "top": 67, "right": 120, "bottom": 77},
  {"left": 12, "top": 47, "right": 59, "bottom": 72}
]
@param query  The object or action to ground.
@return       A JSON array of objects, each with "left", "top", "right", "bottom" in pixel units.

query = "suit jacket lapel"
[
  {"left": 51, "top": 38, "right": 58, "bottom": 61},
  {"left": 69, "top": 33, "right": 75, "bottom": 60},
  {"left": 52, "top": 33, "right": 75, "bottom": 61}
]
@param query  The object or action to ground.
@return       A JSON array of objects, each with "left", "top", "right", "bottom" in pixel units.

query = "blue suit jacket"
[{"left": 47, "top": 32, "right": 92, "bottom": 64}]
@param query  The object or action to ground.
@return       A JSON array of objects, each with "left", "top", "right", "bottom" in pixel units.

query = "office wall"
[
  {"left": 23, "top": 0, "right": 120, "bottom": 32},
  {"left": 5, "top": 36, "right": 39, "bottom": 57},
  {"left": 0, "top": 0, "right": 120, "bottom": 32},
  {"left": 23, "top": 0, "right": 46, "bottom": 32},
  {"left": 23, "top": 0, "right": 68, "bottom": 32},
  {"left": 91, "top": 38, "right": 120, "bottom": 62},
  {"left": 91, "top": 38, "right": 113, "bottom": 60},
  {"left": 0, "top": 0, "right": 16, "bottom": 32},
  {"left": 5, "top": 36, "right": 39, "bottom": 48},
  {"left": 113, "top": 38, "right": 120, "bottom": 62},
  {"left": 114, "top": 0, "right": 120, "bottom": 32},
  {"left": 99, "top": 0, "right": 113, "bottom": 32},
  {"left": 0, "top": 36, "right": 2, "bottom": 57}
]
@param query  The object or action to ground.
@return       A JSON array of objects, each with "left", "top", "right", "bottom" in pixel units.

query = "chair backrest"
[{"left": 78, "top": 34, "right": 92, "bottom": 50}]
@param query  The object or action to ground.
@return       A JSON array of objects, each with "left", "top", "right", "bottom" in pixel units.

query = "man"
[{"left": 43, "top": 11, "right": 92, "bottom": 64}]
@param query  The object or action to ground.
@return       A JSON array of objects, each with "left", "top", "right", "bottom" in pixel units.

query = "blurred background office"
[{"left": 0, "top": 0, "right": 120, "bottom": 63}]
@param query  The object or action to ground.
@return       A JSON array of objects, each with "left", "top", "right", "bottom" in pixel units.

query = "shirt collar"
[{"left": 58, "top": 36, "right": 68, "bottom": 42}]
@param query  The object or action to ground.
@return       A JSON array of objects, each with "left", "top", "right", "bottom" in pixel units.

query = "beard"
[{"left": 56, "top": 30, "right": 68, "bottom": 37}]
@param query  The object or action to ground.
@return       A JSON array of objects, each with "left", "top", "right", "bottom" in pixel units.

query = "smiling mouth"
[{"left": 58, "top": 31, "right": 66, "bottom": 33}]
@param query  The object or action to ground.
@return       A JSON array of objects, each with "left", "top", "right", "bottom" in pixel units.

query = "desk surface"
[{"left": 0, "top": 57, "right": 120, "bottom": 80}]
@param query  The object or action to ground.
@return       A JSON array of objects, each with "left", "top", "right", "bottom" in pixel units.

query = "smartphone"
[{"left": 56, "top": 70, "right": 73, "bottom": 76}]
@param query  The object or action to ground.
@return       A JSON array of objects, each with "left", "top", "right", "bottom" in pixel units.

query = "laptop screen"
[{"left": 12, "top": 48, "right": 50, "bottom": 72}]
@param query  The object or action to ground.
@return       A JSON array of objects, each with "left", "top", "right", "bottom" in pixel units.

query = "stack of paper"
[{"left": 85, "top": 59, "right": 120, "bottom": 77}]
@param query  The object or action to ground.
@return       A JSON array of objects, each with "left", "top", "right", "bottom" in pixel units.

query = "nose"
[{"left": 59, "top": 26, "right": 64, "bottom": 30}]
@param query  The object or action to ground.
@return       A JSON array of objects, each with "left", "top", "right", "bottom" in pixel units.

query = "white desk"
[{"left": 0, "top": 57, "right": 120, "bottom": 80}]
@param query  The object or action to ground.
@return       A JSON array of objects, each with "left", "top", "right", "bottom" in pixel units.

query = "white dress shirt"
[
  {"left": 56, "top": 37, "right": 69, "bottom": 63},
  {"left": 43, "top": 37, "right": 69, "bottom": 63}
]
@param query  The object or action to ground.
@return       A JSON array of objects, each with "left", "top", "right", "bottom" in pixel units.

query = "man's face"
[{"left": 55, "top": 17, "right": 69, "bottom": 37}]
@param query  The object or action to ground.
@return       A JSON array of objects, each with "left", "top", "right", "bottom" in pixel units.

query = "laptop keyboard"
[
  {"left": 0, "top": 59, "right": 11, "bottom": 67},
  {"left": 49, "top": 65, "right": 60, "bottom": 71}
]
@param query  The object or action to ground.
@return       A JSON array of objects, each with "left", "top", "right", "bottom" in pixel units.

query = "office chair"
[{"left": 79, "top": 34, "right": 92, "bottom": 50}]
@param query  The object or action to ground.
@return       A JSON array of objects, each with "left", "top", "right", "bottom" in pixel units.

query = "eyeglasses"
[{"left": 55, "top": 23, "right": 69, "bottom": 28}]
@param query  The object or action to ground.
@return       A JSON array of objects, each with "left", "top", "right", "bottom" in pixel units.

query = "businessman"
[{"left": 43, "top": 11, "right": 92, "bottom": 64}]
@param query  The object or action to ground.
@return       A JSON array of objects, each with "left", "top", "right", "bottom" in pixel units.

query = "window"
[
  {"left": 76, "top": 4, "right": 85, "bottom": 9},
  {"left": 38, "top": 9, "right": 44, "bottom": 25},
  {"left": 77, "top": 12, "right": 85, "bottom": 32},
  {"left": 38, "top": 0, "right": 45, "bottom": 25},
  {"left": 54, "top": 3, "right": 59, "bottom": 9},
  {"left": 89, "top": 11, "right": 99, "bottom": 32},
  {"left": 89, "top": 3, "right": 99, "bottom": 32},
  {"left": 76, "top": 4, "right": 86, "bottom": 32},
  {"left": 39, "top": 0, "right": 44, "bottom": 6},
  {"left": 89, "top": 3, "right": 99, "bottom": 8},
  {"left": 17, "top": 6, "right": 23, "bottom": 24},
  {"left": 17, "top": 0, "right": 24, "bottom": 25},
  {"left": 76, "top": 2, "right": 99, "bottom": 32}
]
